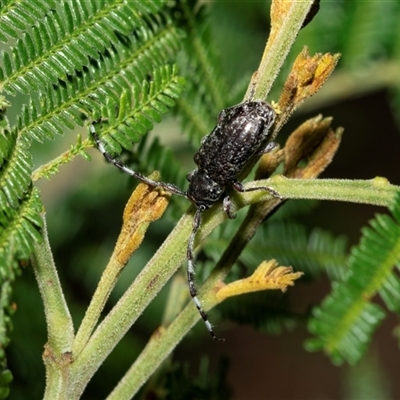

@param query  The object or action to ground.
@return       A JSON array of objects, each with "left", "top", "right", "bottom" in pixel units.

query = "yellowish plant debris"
[
  {"left": 216, "top": 259, "right": 303, "bottom": 302},
  {"left": 273, "top": 46, "right": 340, "bottom": 135},
  {"left": 112, "top": 172, "right": 170, "bottom": 265}
]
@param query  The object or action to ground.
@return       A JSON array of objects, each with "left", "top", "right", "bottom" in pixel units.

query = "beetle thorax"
[{"left": 186, "top": 169, "right": 224, "bottom": 209}]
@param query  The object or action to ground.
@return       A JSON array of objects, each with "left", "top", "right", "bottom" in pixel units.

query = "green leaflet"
[
  {"left": 0, "top": 187, "right": 43, "bottom": 265},
  {"left": 16, "top": 22, "right": 183, "bottom": 144},
  {"left": 0, "top": 187, "right": 43, "bottom": 397},
  {"left": 0, "top": 0, "right": 56, "bottom": 42},
  {"left": 307, "top": 191, "right": 400, "bottom": 364},
  {"left": 91, "top": 65, "right": 185, "bottom": 155},
  {"left": 0, "top": 132, "right": 33, "bottom": 209},
  {"left": 0, "top": 0, "right": 165, "bottom": 94}
]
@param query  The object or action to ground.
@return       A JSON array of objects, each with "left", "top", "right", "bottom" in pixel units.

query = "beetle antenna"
[
  {"left": 187, "top": 208, "right": 225, "bottom": 342},
  {"left": 90, "top": 122, "right": 187, "bottom": 198}
]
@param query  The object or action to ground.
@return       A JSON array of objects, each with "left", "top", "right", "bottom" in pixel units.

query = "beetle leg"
[
  {"left": 223, "top": 195, "right": 237, "bottom": 219},
  {"left": 232, "top": 179, "right": 283, "bottom": 200},
  {"left": 256, "top": 141, "right": 277, "bottom": 155},
  {"left": 90, "top": 122, "right": 187, "bottom": 197},
  {"left": 187, "top": 208, "right": 225, "bottom": 342}
]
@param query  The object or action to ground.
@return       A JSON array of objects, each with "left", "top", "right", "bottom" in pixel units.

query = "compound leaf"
[
  {"left": 16, "top": 12, "right": 183, "bottom": 145},
  {"left": 306, "top": 191, "right": 400, "bottom": 364},
  {"left": 0, "top": 0, "right": 166, "bottom": 95},
  {"left": 92, "top": 64, "right": 185, "bottom": 155}
]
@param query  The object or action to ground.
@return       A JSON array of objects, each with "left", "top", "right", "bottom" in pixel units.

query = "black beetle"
[{"left": 91, "top": 100, "right": 278, "bottom": 341}]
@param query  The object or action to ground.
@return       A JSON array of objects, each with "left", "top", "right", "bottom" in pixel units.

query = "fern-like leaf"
[
  {"left": 16, "top": 16, "right": 183, "bottom": 144},
  {"left": 0, "top": 131, "right": 33, "bottom": 210},
  {"left": 0, "top": 98, "right": 42, "bottom": 284},
  {"left": 0, "top": 0, "right": 55, "bottom": 42},
  {"left": 0, "top": 188, "right": 43, "bottom": 264},
  {"left": 142, "top": 138, "right": 188, "bottom": 192},
  {"left": 0, "top": 251, "right": 15, "bottom": 400},
  {"left": 306, "top": 191, "right": 400, "bottom": 365},
  {"left": 93, "top": 64, "right": 185, "bottom": 154},
  {"left": 245, "top": 223, "right": 347, "bottom": 280},
  {"left": 0, "top": 0, "right": 166, "bottom": 94},
  {"left": 0, "top": 187, "right": 43, "bottom": 395}
]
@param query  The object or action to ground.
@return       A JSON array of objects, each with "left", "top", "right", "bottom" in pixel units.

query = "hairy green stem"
[
  {"left": 106, "top": 219, "right": 254, "bottom": 400},
  {"left": 64, "top": 208, "right": 226, "bottom": 399},
  {"left": 32, "top": 136, "right": 91, "bottom": 182},
  {"left": 106, "top": 288, "right": 213, "bottom": 400},
  {"left": 161, "top": 274, "right": 190, "bottom": 326},
  {"left": 107, "top": 197, "right": 289, "bottom": 399},
  {"left": 31, "top": 212, "right": 75, "bottom": 400},
  {"left": 72, "top": 258, "right": 124, "bottom": 357},
  {"left": 31, "top": 212, "right": 74, "bottom": 354},
  {"left": 245, "top": 0, "right": 315, "bottom": 101},
  {"left": 246, "top": 176, "right": 398, "bottom": 208}
]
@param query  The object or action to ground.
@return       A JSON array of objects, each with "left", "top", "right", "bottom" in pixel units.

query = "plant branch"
[
  {"left": 243, "top": 176, "right": 398, "bottom": 208},
  {"left": 30, "top": 212, "right": 74, "bottom": 354},
  {"left": 64, "top": 204, "right": 225, "bottom": 398},
  {"left": 103, "top": 176, "right": 399, "bottom": 398},
  {"left": 106, "top": 197, "right": 285, "bottom": 399},
  {"left": 30, "top": 212, "right": 75, "bottom": 400},
  {"left": 245, "top": 0, "right": 315, "bottom": 101},
  {"left": 106, "top": 292, "right": 203, "bottom": 400},
  {"left": 72, "top": 177, "right": 170, "bottom": 357},
  {"left": 64, "top": 175, "right": 397, "bottom": 398}
]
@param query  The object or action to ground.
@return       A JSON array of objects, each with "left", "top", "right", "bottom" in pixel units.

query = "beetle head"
[{"left": 186, "top": 170, "right": 224, "bottom": 209}]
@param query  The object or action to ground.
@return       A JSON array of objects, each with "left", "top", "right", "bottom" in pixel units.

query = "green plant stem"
[
  {"left": 30, "top": 212, "right": 75, "bottom": 400},
  {"left": 57, "top": 176, "right": 398, "bottom": 399},
  {"left": 106, "top": 291, "right": 211, "bottom": 400},
  {"left": 107, "top": 198, "right": 282, "bottom": 399},
  {"left": 72, "top": 258, "right": 124, "bottom": 357},
  {"left": 134, "top": 275, "right": 189, "bottom": 397},
  {"left": 245, "top": 0, "right": 315, "bottom": 101},
  {"left": 64, "top": 208, "right": 227, "bottom": 399},
  {"left": 106, "top": 277, "right": 202, "bottom": 400},
  {"left": 107, "top": 240, "right": 244, "bottom": 399},
  {"left": 246, "top": 176, "right": 397, "bottom": 207},
  {"left": 161, "top": 274, "right": 190, "bottom": 326},
  {"left": 30, "top": 212, "right": 74, "bottom": 354}
]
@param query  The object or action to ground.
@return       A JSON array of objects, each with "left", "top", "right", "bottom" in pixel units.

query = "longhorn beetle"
[{"left": 91, "top": 100, "right": 279, "bottom": 341}]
